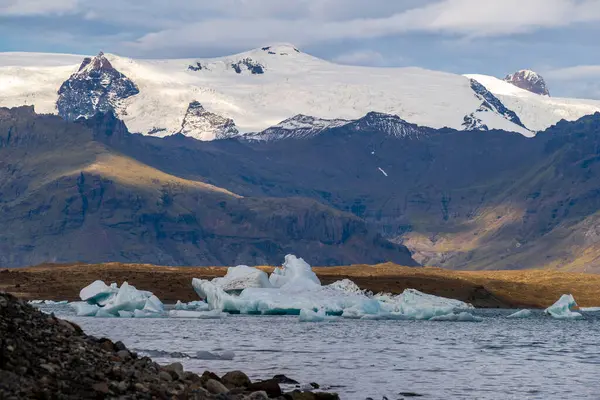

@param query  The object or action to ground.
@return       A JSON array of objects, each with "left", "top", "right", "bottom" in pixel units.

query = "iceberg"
[
  {"left": 175, "top": 300, "right": 210, "bottom": 311},
  {"left": 299, "top": 308, "right": 326, "bottom": 322},
  {"left": 192, "top": 254, "right": 474, "bottom": 320},
  {"left": 168, "top": 310, "right": 227, "bottom": 319},
  {"left": 580, "top": 307, "right": 600, "bottom": 312},
  {"left": 544, "top": 294, "right": 583, "bottom": 320},
  {"left": 118, "top": 310, "right": 134, "bottom": 318},
  {"left": 102, "top": 282, "right": 148, "bottom": 315},
  {"left": 429, "top": 312, "right": 483, "bottom": 322},
  {"left": 77, "top": 280, "right": 165, "bottom": 318},
  {"left": 143, "top": 295, "right": 164, "bottom": 314},
  {"left": 212, "top": 265, "right": 272, "bottom": 291},
  {"left": 269, "top": 255, "right": 321, "bottom": 289},
  {"left": 507, "top": 309, "right": 533, "bottom": 319},
  {"left": 42, "top": 300, "right": 68, "bottom": 305},
  {"left": 79, "top": 280, "right": 118, "bottom": 305},
  {"left": 69, "top": 301, "right": 100, "bottom": 316}
]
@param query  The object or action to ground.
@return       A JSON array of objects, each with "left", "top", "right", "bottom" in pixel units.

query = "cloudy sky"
[{"left": 1, "top": 0, "right": 600, "bottom": 98}]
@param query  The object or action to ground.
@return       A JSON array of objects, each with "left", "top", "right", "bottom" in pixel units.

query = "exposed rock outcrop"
[
  {"left": 504, "top": 70, "right": 550, "bottom": 96},
  {"left": 57, "top": 52, "right": 139, "bottom": 121}
]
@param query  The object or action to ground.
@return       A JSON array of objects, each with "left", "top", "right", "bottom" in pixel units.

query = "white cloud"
[
  {"left": 333, "top": 50, "right": 387, "bottom": 67},
  {"left": 110, "top": 0, "right": 600, "bottom": 56},
  {"left": 0, "top": 0, "right": 78, "bottom": 16},
  {"left": 545, "top": 65, "right": 600, "bottom": 80}
]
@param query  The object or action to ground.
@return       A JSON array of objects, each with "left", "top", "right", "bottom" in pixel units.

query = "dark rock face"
[
  {"left": 0, "top": 107, "right": 417, "bottom": 268},
  {"left": 57, "top": 52, "right": 139, "bottom": 121},
  {"left": 244, "top": 115, "right": 351, "bottom": 141},
  {"left": 231, "top": 58, "right": 265, "bottom": 74},
  {"left": 504, "top": 70, "right": 550, "bottom": 96},
  {"left": 346, "top": 112, "right": 427, "bottom": 138},
  {"left": 469, "top": 79, "right": 527, "bottom": 129},
  {"left": 179, "top": 101, "right": 239, "bottom": 140}
]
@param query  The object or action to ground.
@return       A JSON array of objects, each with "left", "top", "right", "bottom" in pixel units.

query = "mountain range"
[{"left": 2, "top": 45, "right": 600, "bottom": 271}]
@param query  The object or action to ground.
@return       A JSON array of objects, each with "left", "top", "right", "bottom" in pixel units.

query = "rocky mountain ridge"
[{"left": 504, "top": 69, "right": 550, "bottom": 96}]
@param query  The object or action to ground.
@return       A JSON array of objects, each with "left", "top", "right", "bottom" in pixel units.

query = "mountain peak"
[
  {"left": 504, "top": 69, "right": 550, "bottom": 96},
  {"left": 257, "top": 43, "right": 301, "bottom": 55}
]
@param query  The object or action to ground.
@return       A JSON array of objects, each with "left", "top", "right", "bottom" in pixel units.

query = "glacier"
[
  {"left": 192, "top": 254, "right": 475, "bottom": 321},
  {"left": 544, "top": 294, "right": 583, "bottom": 320}
]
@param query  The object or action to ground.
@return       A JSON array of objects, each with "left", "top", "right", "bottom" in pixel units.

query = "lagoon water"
[{"left": 42, "top": 305, "right": 600, "bottom": 400}]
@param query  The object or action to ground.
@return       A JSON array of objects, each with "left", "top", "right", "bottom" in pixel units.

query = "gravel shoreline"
[{"left": 0, "top": 292, "right": 339, "bottom": 399}]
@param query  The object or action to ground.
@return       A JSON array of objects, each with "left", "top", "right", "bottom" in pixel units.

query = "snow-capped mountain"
[
  {"left": 504, "top": 70, "right": 550, "bottom": 96},
  {"left": 244, "top": 114, "right": 351, "bottom": 141},
  {"left": 57, "top": 52, "right": 139, "bottom": 121},
  {"left": 465, "top": 73, "right": 600, "bottom": 132},
  {"left": 178, "top": 101, "right": 239, "bottom": 140},
  {"left": 1, "top": 44, "right": 599, "bottom": 140},
  {"left": 245, "top": 112, "right": 428, "bottom": 141}
]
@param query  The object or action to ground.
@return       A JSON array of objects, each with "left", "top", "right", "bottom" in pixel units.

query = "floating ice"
[
  {"left": 118, "top": 310, "right": 134, "bottom": 318},
  {"left": 79, "top": 280, "right": 118, "bottom": 305},
  {"left": 269, "top": 255, "right": 320, "bottom": 289},
  {"left": 192, "top": 254, "right": 473, "bottom": 320},
  {"left": 95, "top": 307, "right": 117, "bottom": 318},
  {"left": 178, "top": 300, "right": 209, "bottom": 310},
  {"left": 42, "top": 300, "right": 68, "bottom": 305},
  {"left": 69, "top": 301, "right": 100, "bottom": 316},
  {"left": 507, "top": 309, "right": 533, "bottom": 319},
  {"left": 212, "top": 265, "right": 272, "bottom": 291},
  {"left": 143, "top": 295, "right": 164, "bottom": 314},
  {"left": 299, "top": 308, "right": 326, "bottom": 322},
  {"left": 544, "top": 294, "right": 583, "bottom": 320},
  {"left": 168, "top": 310, "right": 227, "bottom": 319},
  {"left": 429, "top": 312, "right": 483, "bottom": 322},
  {"left": 580, "top": 307, "right": 600, "bottom": 312},
  {"left": 327, "top": 279, "right": 366, "bottom": 295},
  {"left": 77, "top": 280, "right": 165, "bottom": 318},
  {"left": 102, "top": 282, "right": 148, "bottom": 315},
  {"left": 133, "top": 309, "right": 163, "bottom": 318}
]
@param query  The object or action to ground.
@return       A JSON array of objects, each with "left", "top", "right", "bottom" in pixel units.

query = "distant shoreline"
[{"left": 2, "top": 262, "right": 600, "bottom": 309}]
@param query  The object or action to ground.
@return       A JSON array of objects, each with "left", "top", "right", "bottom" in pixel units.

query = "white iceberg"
[
  {"left": 212, "top": 265, "right": 272, "bottom": 291},
  {"left": 175, "top": 300, "right": 210, "bottom": 311},
  {"left": 69, "top": 301, "right": 100, "bottom": 316},
  {"left": 507, "top": 309, "right": 533, "bottom": 319},
  {"left": 192, "top": 254, "right": 473, "bottom": 320},
  {"left": 77, "top": 280, "right": 165, "bottom": 318},
  {"left": 118, "top": 310, "right": 134, "bottom": 318},
  {"left": 429, "top": 312, "right": 483, "bottom": 322},
  {"left": 168, "top": 310, "right": 227, "bottom": 319},
  {"left": 42, "top": 300, "right": 68, "bottom": 305},
  {"left": 544, "top": 294, "right": 583, "bottom": 320},
  {"left": 143, "top": 295, "right": 164, "bottom": 314},
  {"left": 269, "top": 255, "right": 320, "bottom": 289},
  {"left": 580, "top": 307, "right": 600, "bottom": 312},
  {"left": 133, "top": 309, "right": 164, "bottom": 318},
  {"left": 79, "top": 280, "right": 118, "bottom": 305},
  {"left": 95, "top": 307, "right": 117, "bottom": 318},
  {"left": 299, "top": 308, "right": 326, "bottom": 322},
  {"left": 102, "top": 282, "right": 148, "bottom": 315}
]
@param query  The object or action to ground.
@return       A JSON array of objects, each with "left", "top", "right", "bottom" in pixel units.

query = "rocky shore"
[{"left": 0, "top": 292, "right": 339, "bottom": 399}]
